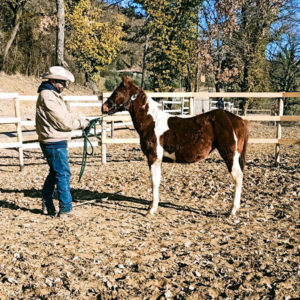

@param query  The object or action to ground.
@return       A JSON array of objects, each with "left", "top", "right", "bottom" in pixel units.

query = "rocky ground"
[{"left": 0, "top": 122, "right": 299, "bottom": 299}]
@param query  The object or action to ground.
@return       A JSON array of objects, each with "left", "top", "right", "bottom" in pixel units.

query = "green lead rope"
[{"left": 78, "top": 117, "right": 101, "bottom": 182}]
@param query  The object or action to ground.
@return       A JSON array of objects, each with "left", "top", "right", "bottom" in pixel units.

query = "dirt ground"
[
  {"left": 0, "top": 74, "right": 299, "bottom": 299},
  {"left": 0, "top": 124, "right": 299, "bottom": 299}
]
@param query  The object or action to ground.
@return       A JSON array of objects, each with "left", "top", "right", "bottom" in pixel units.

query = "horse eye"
[{"left": 107, "top": 98, "right": 114, "bottom": 107}]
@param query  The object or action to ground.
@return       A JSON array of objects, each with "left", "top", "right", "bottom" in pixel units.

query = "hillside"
[
  {"left": 0, "top": 72, "right": 95, "bottom": 96},
  {"left": 0, "top": 72, "right": 100, "bottom": 127}
]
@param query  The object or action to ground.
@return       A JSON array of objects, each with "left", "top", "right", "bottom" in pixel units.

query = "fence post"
[
  {"left": 275, "top": 98, "right": 284, "bottom": 165},
  {"left": 181, "top": 98, "right": 184, "bottom": 115},
  {"left": 189, "top": 97, "right": 194, "bottom": 116},
  {"left": 111, "top": 121, "right": 114, "bottom": 138},
  {"left": 101, "top": 94, "right": 107, "bottom": 164},
  {"left": 14, "top": 96, "right": 24, "bottom": 171},
  {"left": 101, "top": 118, "right": 107, "bottom": 164}
]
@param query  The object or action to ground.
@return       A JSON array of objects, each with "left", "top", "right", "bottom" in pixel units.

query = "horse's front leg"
[{"left": 148, "top": 159, "right": 162, "bottom": 215}]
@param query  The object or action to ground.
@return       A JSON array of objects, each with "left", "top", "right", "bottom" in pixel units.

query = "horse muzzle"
[
  {"left": 102, "top": 105, "right": 118, "bottom": 115},
  {"left": 102, "top": 102, "right": 113, "bottom": 114}
]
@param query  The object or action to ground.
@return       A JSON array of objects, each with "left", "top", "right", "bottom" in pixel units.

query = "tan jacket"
[{"left": 35, "top": 89, "right": 88, "bottom": 143}]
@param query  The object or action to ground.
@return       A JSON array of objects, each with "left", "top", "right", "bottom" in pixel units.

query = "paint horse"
[{"left": 102, "top": 77, "right": 249, "bottom": 216}]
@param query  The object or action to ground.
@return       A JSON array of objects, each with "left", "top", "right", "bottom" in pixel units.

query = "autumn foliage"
[
  {"left": 0, "top": 0, "right": 298, "bottom": 98},
  {"left": 65, "top": 0, "right": 125, "bottom": 82}
]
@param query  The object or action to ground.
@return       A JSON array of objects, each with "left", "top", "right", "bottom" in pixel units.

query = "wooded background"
[{"left": 0, "top": 0, "right": 299, "bottom": 113}]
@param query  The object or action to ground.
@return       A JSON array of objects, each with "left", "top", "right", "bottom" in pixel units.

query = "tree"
[
  {"left": 0, "top": 0, "right": 30, "bottom": 71},
  {"left": 105, "top": 2, "right": 148, "bottom": 88},
  {"left": 269, "top": 34, "right": 300, "bottom": 114},
  {"left": 134, "top": 0, "right": 201, "bottom": 91},
  {"left": 198, "top": 0, "right": 242, "bottom": 92},
  {"left": 270, "top": 36, "right": 300, "bottom": 92},
  {"left": 56, "top": 0, "right": 65, "bottom": 66},
  {"left": 66, "top": 0, "right": 125, "bottom": 92},
  {"left": 0, "top": 0, "right": 58, "bottom": 75},
  {"left": 233, "top": 0, "right": 287, "bottom": 114}
]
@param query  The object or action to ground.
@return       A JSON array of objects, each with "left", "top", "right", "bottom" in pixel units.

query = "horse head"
[{"left": 102, "top": 76, "right": 141, "bottom": 115}]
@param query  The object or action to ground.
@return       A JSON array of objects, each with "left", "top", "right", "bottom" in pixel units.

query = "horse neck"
[{"left": 129, "top": 92, "right": 163, "bottom": 133}]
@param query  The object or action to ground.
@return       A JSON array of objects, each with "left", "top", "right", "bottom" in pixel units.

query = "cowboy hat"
[{"left": 41, "top": 66, "right": 75, "bottom": 83}]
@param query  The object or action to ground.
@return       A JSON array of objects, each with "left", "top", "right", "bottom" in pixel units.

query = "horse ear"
[{"left": 122, "top": 76, "right": 131, "bottom": 87}]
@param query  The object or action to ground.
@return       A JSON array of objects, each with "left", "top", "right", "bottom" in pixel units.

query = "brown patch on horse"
[{"left": 160, "top": 115, "right": 214, "bottom": 163}]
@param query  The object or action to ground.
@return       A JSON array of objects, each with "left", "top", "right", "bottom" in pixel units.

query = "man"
[
  {"left": 216, "top": 98, "right": 225, "bottom": 109},
  {"left": 35, "top": 66, "right": 89, "bottom": 217}
]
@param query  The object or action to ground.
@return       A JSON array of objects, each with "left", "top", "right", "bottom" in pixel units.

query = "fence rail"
[
  {"left": 0, "top": 92, "right": 299, "bottom": 169},
  {"left": 0, "top": 94, "right": 101, "bottom": 169},
  {"left": 100, "top": 91, "right": 300, "bottom": 164}
]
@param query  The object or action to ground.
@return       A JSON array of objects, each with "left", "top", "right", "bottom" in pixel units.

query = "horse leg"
[
  {"left": 230, "top": 150, "right": 243, "bottom": 215},
  {"left": 148, "top": 159, "right": 162, "bottom": 215},
  {"left": 217, "top": 132, "right": 243, "bottom": 215}
]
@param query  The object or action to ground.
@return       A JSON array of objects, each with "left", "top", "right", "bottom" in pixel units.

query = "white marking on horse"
[
  {"left": 147, "top": 98, "right": 170, "bottom": 159},
  {"left": 147, "top": 98, "right": 171, "bottom": 214},
  {"left": 131, "top": 94, "right": 138, "bottom": 101},
  {"left": 163, "top": 151, "right": 176, "bottom": 161},
  {"left": 149, "top": 161, "right": 161, "bottom": 215},
  {"left": 231, "top": 131, "right": 243, "bottom": 215}
]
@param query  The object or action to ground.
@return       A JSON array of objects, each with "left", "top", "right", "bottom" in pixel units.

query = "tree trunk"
[
  {"left": 241, "top": 65, "right": 250, "bottom": 115},
  {"left": 193, "top": 63, "right": 199, "bottom": 92},
  {"left": 242, "top": 100, "right": 249, "bottom": 116},
  {"left": 185, "top": 65, "right": 192, "bottom": 92},
  {"left": 84, "top": 72, "right": 99, "bottom": 94},
  {"left": 141, "top": 35, "right": 149, "bottom": 88},
  {"left": 1, "top": 10, "right": 22, "bottom": 70},
  {"left": 56, "top": 0, "right": 65, "bottom": 66},
  {"left": 90, "top": 81, "right": 99, "bottom": 95},
  {"left": 215, "top": 81, "right": 222, "bottom": 93}
]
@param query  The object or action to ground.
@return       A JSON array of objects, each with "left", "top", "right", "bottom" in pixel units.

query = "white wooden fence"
[
  {"left": 101, "top": 92, "right": 300, "bottom": 165},
  {"left": 0, "top": 92, "right": 299, "bottom": 170},
  {"left": 0, "top": 94, "right": 102, "bottom": 170}
]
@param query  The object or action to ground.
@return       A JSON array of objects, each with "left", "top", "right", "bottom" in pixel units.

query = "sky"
[{"left": 103, "top": 0, "right": 145, "bottom": 15}]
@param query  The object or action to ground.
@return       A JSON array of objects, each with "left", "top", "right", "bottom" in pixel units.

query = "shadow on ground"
[{"left": 0, "top": 187, "right": 224, "bottom": 217}]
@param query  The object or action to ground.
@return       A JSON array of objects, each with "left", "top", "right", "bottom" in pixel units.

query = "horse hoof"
[
  {"left": 231, "top": 206, "right": 239, "bottom": 216},
  {"left": 145, "top": 212, "right": 153, "bottom": 218},
  {"left": 146, "top": 208, "right": 156, "bottom": 216}
]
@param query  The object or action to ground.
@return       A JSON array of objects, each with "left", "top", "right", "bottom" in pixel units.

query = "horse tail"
[{"left": 239, "top": 120, "right": 249, "bottom": 172}]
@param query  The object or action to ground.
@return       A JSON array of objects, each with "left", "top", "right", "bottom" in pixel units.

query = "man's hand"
[
  {"left": 80, "top": 119, "right": 90, "bottom": 129},
  {"left": 82, "top": 117, "right": 100, "bottom": 135}
]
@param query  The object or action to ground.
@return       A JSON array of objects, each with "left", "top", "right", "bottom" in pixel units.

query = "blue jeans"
[{"left": 40, "top": 142, "right": 72, "bottom": 214}]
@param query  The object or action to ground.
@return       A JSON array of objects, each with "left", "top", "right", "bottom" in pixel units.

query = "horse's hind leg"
[
  {"left": 148, "top": 159, "right": 162, "bottom": 215},
  {"left": 217, "top": 132, "right": 243, "bottom": 215},
  {"left": 230, "top": 150, "right": 243, "bottom": 215}
]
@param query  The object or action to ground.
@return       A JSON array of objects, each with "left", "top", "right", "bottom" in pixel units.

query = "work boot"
[
  {"left": 42, "top": 207, "right": 56, "bottom": 216},
  {"left": 57, "top": 210, "right": 76, "bottom": 218},
  {"left": 42, "top": 199, "right": 56, "bottom": 216}
]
